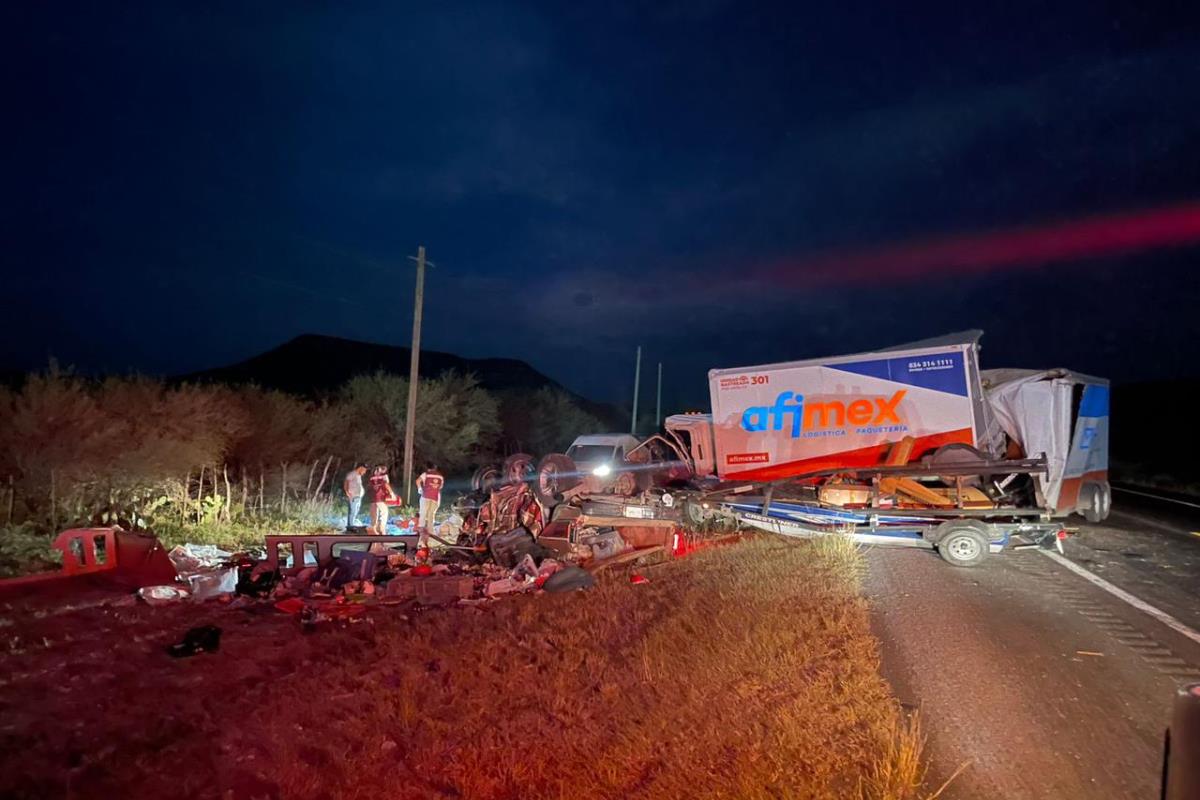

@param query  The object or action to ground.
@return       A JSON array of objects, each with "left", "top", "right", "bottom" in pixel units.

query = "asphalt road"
[{"left": 867, "top": 495, "right": 1200, "bottom": 799}]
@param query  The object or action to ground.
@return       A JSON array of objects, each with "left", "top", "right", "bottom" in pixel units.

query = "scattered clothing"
[
  {"left": 464, "top": 483, "right": 544, "bottom": 543},
  {"left": 487, "top": 527, "right": 548, "bottom": 569},
  {"left": 185, "top": 566, "right": 238, "bottom": 600},
  {"left": 167, "top": 544, "right": 232, "bottom": 573}
]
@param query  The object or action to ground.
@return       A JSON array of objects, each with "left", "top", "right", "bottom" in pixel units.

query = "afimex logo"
[{"left": 741, "top": 390, "right": 907, "bottom": 438}]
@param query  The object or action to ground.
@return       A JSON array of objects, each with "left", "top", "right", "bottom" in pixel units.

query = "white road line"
[
  {"left": 1112, "top": 485, "right": 1200, "bottom": 510},
  {"left": 1040, "top": 550, "right": 1200, "bottom": 649}
]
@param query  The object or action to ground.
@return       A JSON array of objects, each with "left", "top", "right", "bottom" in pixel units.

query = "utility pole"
[
  {"left": 402, "top": 246, "right": 427, "bottom": 506},
  {"left": 656, "top": 361, "right": 663, "bottom": 429},
  {"left": 631, "top": 346, "right": 642, "bottom": 435}
]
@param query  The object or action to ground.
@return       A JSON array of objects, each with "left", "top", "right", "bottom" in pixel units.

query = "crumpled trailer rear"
[{"left": 983, "top": 369, "right": 1111, "bottom": 521}]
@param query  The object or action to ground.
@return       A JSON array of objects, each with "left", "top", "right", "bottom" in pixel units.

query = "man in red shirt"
[
  {"left": 367, "top": 465, "right": 394, "bottom": 535},
  {"left": 416, "top": 462, "right": 444, "bottom": 541}
]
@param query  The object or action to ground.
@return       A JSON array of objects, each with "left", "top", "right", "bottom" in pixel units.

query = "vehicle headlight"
[{"left": 592, "top": 464, "right": 612, "bottom": 477}]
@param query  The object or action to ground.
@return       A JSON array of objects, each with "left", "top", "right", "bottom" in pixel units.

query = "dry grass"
[
  {"left": 0, "top": 533, "right": 925, "bottom": 799},
  {"left": 224, "top": 534, "right": 925, "bottom": 799}
]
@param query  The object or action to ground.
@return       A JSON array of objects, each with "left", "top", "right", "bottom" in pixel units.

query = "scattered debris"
[
  {"left": 167, "top": 544, "right": 233, "bottom": 573},
  {"left": 1076, "top": 650, "right": 1105, "bottom": 657},
  {"left": 138, "top": 585, "right": 190, "bottom": 605},
  {"left": 185, "top": 566, "right": 238, "bottom": 601},
  {"left": 543, "top": 566, "right": 596, "bottom": 593},
  {"left": 386, "top": 574, "right": 474, "bottom": 604},
  {"left": 166, "top": 624, "right": 222, "bottom": 658},
  {"left": 274, "top": 597, "right": 305, "bottom": 615}
]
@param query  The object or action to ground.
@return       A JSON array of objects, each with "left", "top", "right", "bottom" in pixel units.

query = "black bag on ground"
[
  {"left": 543, "top": 565, "right": 596, "bottom": 593},
  {"left": 488, "top": 528, "right": 542, "bottom": 569},
  {"left": 167, "top": 625, "right": 222, "bottom": 658}
]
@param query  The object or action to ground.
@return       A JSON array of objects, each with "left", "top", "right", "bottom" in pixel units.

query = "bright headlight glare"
[{"left": 593, "top": 464, "right": 612, "bottom": 477}]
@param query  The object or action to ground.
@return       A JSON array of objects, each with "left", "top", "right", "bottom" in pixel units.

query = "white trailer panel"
[{"left": 707, "top": 334, "right": 989, "bottom": 481}]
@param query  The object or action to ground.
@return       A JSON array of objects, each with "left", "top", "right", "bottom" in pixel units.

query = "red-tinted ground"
[{"left": 0, "top": 537, "right": 921, "bottom": 800}]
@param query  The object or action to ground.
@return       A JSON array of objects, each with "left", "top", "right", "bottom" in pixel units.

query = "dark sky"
[{"left": 5, "top": 2, "right": 1200, "bottom": 410}]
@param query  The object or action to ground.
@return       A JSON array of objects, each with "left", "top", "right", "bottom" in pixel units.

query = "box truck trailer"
[
  {"left": 502, "top": 331, "right": 1107, "bottom": 566},
  {"left": 658, "top": 331, "right": 1110, "bottom": 519}
]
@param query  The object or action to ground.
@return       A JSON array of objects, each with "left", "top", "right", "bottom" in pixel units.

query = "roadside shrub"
[{"left": 0, "top": 524, "right": 61, "bottom": 578}]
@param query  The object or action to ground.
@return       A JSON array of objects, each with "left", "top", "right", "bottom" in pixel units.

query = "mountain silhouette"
[{"left": 184, "top": 333, "right": 619, "bottom": 423}]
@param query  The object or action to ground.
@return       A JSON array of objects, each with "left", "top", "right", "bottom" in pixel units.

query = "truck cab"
[{"left": 664, "top": 414, "right": 716, "bottom": 479}]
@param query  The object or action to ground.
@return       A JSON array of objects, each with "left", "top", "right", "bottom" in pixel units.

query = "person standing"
[
  {"left": 416, "top": 462, "right": 444, "bottom": 539},
  {"left": 367, "top": 465, "right": 393, "bottom": 535},
  {"left": 343, "top": 464, "right": 367, "bottom": 530}
]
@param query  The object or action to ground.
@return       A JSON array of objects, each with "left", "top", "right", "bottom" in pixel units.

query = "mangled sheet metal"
[{"left": 982, "top": 368, "right": 1110, "bottom": 512}]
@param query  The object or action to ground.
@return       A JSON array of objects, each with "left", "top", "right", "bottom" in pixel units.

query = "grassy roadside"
[
  {"left": 231, "top": 535, "right": 924, "bottom": 799},
  {"left": 0, "top": 534, "right": 923, "bottom": 799},
  {"left": 0, "top": 502, "right": 342, "bottom": 576}
]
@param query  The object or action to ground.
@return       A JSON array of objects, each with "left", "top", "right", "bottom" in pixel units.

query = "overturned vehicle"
[{"left": 475, "top": 331, "right": 1109, "bottom": 567}]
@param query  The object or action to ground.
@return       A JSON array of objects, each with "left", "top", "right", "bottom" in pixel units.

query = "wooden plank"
[{"left": 879, "top": 476, "right": 956, "bottom": 507}]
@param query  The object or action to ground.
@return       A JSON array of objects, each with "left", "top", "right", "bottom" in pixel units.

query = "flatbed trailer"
[
  {"left": 724, "top": 499, "right": 1066, "bottom": 566},
  {"left": 669, "top": 455, "right": 1068, "bottom": 566}
]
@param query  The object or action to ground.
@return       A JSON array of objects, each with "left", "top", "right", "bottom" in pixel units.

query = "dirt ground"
[{"left": 0, "top": 536, "right": 922, "bottom": 800}]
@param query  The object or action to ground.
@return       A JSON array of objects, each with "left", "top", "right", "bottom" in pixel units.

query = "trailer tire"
[
  {"left": 936, "top": 525, "right": 990, "bottom": 567},
  {"left": 680, "top": 497, "right": 712, "bottom": 529},
  {"left": 1081, "top": 482, "right": 1111, "bottom": 523}
]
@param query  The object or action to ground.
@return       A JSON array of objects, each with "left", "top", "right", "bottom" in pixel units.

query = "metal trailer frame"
[
  {"left": 725, "top": 501, "right": 1065, "bottom": 556},
  {"left": 676, "top": 455, "right": 1068, "bottom": 564}
]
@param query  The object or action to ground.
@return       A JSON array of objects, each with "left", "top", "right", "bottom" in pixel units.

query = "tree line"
[{"left": 0, "top": 367, "right": 604, "bottom": 535}]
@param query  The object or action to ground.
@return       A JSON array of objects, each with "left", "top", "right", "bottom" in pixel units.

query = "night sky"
[{"left": 5, "top": 2, "right": 1200, "bottom": 410}]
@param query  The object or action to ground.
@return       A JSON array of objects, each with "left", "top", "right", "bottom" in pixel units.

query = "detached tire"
[{"left": 936, "top": 525, "right": 990, "bottom": 567}]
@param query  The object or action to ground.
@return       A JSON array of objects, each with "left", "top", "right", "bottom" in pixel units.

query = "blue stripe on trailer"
[
  {"left": 851, "top": 526, "right": 925, "bottom": 540},
  {"left": 767, "top": 500, "right": 931, "bottom": 524},
  {"left": 826, "top": 351, "right": 969, "bottom": 397},
  {"left": 1078, "top": 384, "right": 1110, "bottom": 419},
  {"left": 725, "top": 501, "right": 930, "bottom": 526}
]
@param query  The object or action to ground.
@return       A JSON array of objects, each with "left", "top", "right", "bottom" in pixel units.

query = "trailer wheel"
[
  {"left": 937, "top": 525, "right": 990, "bottom": 567},
  {"left": 1081, "top": 483, "right": 1111, "bottom": 523},
  {"left": 680, "top": 497, "right": 713, "bottom": 529}
]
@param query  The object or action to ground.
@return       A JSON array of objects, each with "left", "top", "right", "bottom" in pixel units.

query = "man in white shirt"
[{"left": 343, "top": 465, "right": 366, "bottom": 530}]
